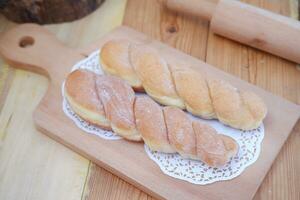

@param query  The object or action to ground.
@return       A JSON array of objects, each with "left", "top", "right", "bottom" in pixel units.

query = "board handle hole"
[{"left": 19, "top": 36, "right": 34, "bottom": 48}]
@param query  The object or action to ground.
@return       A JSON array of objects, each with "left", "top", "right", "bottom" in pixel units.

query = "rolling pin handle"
[{"left": 165, "top": 0, "right": 218, "bottom": 21}]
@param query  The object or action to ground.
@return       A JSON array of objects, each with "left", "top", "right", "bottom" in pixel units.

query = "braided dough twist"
[
  {"left": 65, "top": 69, "right": 239, "bottom": 167},
  {"left": 100, "top": 39, "right": 267, "bottom": 130}
]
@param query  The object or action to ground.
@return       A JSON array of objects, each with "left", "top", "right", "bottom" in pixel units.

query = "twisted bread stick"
[
  {"left": 100, "top": 39, "right": 267, "bottom": 130},
  {"left": 65, "top": 69, "right": 238, "bottom": 167}
]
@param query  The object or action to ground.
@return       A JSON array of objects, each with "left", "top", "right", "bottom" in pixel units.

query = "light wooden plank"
[
  {"left": 205, "top": 1, "right": 300, "bottom": 200},
  {"left": 84, "top": 164, "right": 156, "bottom": 200},
  {"left": 0, "top": 14, "right": 16, "bottom": 143},
  {"left": 45, "top": 0, "right": 127, "bottom": 48},
  {"left": 123, "top": 0, "right": 209, "bottom": 60},
  {"left": 0, "top": 0, "right": 127, "bottom": 200},
  {"left": 0, "top": 63, "right": 14, "bottom": 123},
  {"left": 290, "top": 0, "right": 299, "bottom": 19},
  {"left": 0, "top": 70, "right": 89, "bottom": 200}
]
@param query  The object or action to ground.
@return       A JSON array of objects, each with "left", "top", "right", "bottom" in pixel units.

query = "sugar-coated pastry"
[
  {"left": 130, "top": 44, "right": 185, "bottom": 109},
  {"left": 100, "top": 39, "right": 143, "bottom": 91},
  {"left": 192, "top": 121, "right": 239, "bottom": 167},
  {"left": 163, "top": 106, "right": 197, "bottom": 159},
  {"left": 207, "top": 79, "right": 267, "bottom": 130},
  {"left": 99, "top": 39, "right": 267, "bottom": 130},
  {"left": 64, "top": 69, "right": 110, "bottom": 130},
  {"left": 163, "top": 106, "right": 238, "bottom": 166},
  {"left": 134, "top": 96, "right": 174, "bottom": 153},
  {"left": 65, "top": 70, "right": 239, "bottom": 167},
  {"left": 218, "top": 135, "right": 239, "bottom": 162},
  {"left": 170, "top": 64, "right": 215, "bottom": 119},
  {"left": 240, "top": 91, "right": 268, "bottom": 129},
  {"left": 96, "top": 75, "right": 141, "bottom": 141}
]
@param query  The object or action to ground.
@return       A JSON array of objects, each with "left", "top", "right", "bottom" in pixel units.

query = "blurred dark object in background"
[{"left": 0, "top": 0, "right": 105, "bottom": 24}]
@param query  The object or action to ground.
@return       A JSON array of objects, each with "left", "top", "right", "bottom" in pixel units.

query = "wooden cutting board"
[{"left": 0, "top": 24, "right": 299, "bottom": 200}]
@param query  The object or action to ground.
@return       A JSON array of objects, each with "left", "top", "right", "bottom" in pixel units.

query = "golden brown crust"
[
  {"left": 100, "top": 39, "right": 143, "bottom": 91},
  {"left": 65, "top": 70, "right": 238, "bottom": 166},
  {"left": 207, "top": 79, "right": 267, "bottom": 130},
  {"left": 192, "top": 121, "right": 239, "bottom": 167},
  {"left": 129, "top": 44, "right": 185, "bottom": 109},
  {"left": 219, "top": 135, "right": 239, "bottom": 161},
  {"left": 96, "top": 75, "right": 141, "bottom": 141},
  {"left": 240, "top": 91, "right": 267, "bottom": 129},
  {"left": 64, "top": 69, "right": 110, "bottom": 129},
  {"left": 163, "top": 106, "right": 197, "bottom": 159},
  {"left": 99, "top": 39, "right": 267, "bottom": 130},
  {"left": 65, "top": 70, "right": 101, "bottom": 112},
  {"left": 170, "top": 64, "right": 215, "bottom": 119},
  {"left": 134, "top": 96, "right": 174, "bottom": 153}
]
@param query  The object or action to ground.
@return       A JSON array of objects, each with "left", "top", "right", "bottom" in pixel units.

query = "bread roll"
[
  {"left": 170, "top": 64, "right": 215, "bottom": 119},
  {"left": 65, "top": 70, "right": 239, "bottom": 167},
  {"left": 100, "top": 39, "right": 267, "bottom": 130},
  {"left": 134, "top": 96, "right": 238, "bottom": 167},
  {"left": 163, "top": 106, "right": 197, "bottom": 159},
  {"left": 100, "top": 39, "right": 143, "bottom": 91},
  {"left": 192, "top": 121, "right": 238, "bottom": 167},
  {"left": 208, "top": 79, "right": 267, "bottom": 130},
  {"left": 64, "top": 69, "right": 110, "bottom": 130},
  {"left": 96, "top": 75, "right": 141, "bottom": 141},
  {"left": 134, "top": 96, "right": 174, "bottom": 153},
  {"left": 130, "top": 44, "right": 185, "bottom": 109}
]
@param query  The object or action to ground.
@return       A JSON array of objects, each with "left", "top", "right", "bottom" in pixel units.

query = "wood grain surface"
[
  {"left": 2, "top": 23, "right": 298, "bottom": 200},
  {"left": 0, "top": 0, "right": 299, "bottom": 200}
]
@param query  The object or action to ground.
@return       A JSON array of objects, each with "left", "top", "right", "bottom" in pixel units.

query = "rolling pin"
[{"left": 165, "top": 0, "right": 300, "bottom": 64}]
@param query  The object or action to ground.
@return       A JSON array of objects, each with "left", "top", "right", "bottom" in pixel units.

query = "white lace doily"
[
  {"left": 62, "top": 49, "right": 265, "bottom": 185},
  {"left": 145, "top": 117, "right": 264, "bottom": 185}
]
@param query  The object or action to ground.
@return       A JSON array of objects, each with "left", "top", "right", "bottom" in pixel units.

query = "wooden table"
[{"left": 0, "top": 0, "right": 299, "bottom": 199}]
